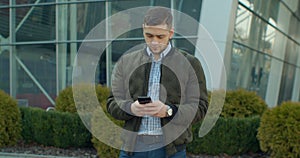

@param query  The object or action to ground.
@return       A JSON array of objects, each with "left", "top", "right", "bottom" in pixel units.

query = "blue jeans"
[
  {"left": 119, "top": 148, "right": 186, "bottom": 158},
  {"left": 119, "top": 135, "right": 186, "bottom": 158}
]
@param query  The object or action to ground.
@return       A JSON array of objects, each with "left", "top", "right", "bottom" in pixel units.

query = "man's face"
[{"left": 143, "top": 24, "right": 174, "bottom": 54}]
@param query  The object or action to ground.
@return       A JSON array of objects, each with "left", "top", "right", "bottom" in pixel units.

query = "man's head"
[
  {"left": 143, "top": 7, "right": 174, "bottom": 55},
  {"left": 144, "top": 6, "right": 173, "bottom": 29}
]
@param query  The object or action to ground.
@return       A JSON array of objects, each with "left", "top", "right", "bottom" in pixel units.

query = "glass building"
[{"left": 0, "top": 0, "right": 299, "bottom": 109}]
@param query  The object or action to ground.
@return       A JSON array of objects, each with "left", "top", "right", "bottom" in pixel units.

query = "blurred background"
[{"left": 0, "top": 0, "right": 299, "bottom": 109}]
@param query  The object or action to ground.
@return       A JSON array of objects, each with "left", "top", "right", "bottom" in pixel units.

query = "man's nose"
[{"left": 151, "top": 41, "right": 159, "bottom": 45}]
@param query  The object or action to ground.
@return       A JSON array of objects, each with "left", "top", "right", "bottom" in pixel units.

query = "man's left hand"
[{"left": 143, "top": 100, "right": 168, "bottom": 118}]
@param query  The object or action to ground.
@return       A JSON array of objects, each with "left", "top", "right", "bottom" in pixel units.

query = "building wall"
[
  {"left": 0, "top": 0, "right": 203, "bottom": 108},
  {"left": 226, "top": 0, "right": 300, "bottom": 106},
  {"left": 0, "top": 0, "right": 299, "bottom": 108},
  {"left": 196, "top": 0, "right": 238, "bottom": 90}
]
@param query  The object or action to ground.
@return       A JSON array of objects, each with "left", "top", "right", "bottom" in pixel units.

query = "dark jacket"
[{"left": 107, "top": 47, "right": 208, "bottom": 156}]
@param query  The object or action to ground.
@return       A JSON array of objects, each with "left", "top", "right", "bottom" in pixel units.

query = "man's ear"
[
  {"left": 142, "top": 24, "right": 145, "bottom": 34},
  {"left": 169, "top": 27, "right": 175, "bottom": 39}
]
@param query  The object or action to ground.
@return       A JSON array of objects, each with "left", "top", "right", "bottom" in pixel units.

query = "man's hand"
[
  {"left": 130, "top": 100, "right": 146, "bottom": 117},
  {"left": 130, "top": 100, "right": 168, "bottom": 118},
  {"left": 148, "top": 101, "right": 168, "bottom": 118}
]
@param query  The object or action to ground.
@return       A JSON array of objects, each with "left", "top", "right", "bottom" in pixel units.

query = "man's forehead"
[{"left": 143, "top": 24, "right": 170, "bottom": 31}]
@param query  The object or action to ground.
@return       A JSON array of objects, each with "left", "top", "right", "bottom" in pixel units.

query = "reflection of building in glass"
[{"left": 0, "top": 0, "right": 299, "bottom": 109}]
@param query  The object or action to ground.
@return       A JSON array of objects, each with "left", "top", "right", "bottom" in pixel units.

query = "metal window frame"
[{"left": 4, "top": 0, "right": 202, "bottom": 107}]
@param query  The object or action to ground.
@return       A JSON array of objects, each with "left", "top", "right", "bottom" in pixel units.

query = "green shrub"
[
  {"left": 188, "top": 116, "right": 260, "bottom": 155},
  {"left": 90, "top": 86, "right": 124, "bottom": 158},
  {"left": 55, "top": 86, "right": 76, "bottom": 113},
  {"left": 91, "top": 106, "right": 123, "bottom": 158},
  {"left": 220, "top": 89, "right": 267, "bottom": 118},
  {"left": 0, "top": 90, "right": 22, "bottom": 147},
  {"left": 55, "top": 84, "right": 122, "bottom": 157},
  {"left": 257, "top": 101, "right": 300, "bottom": 158},
  {"left": 194, "top": 89, "right": 266, "bottom": 155},
  {"left": 20, "top": 107, "right": 54, "bottom": 145},
  {"left": 20, "top": 107, "right": 91, "bottom": 148},
  {"left": 55, "top": 84, "right": 110, "bottom": 114},
  {"left": 206, "top": 89, "right": 226, "bottom": 117}
]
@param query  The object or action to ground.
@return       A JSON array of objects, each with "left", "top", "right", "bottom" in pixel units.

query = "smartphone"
[{"left": 138, "top": 96, "right": 152, "bottom": 104}]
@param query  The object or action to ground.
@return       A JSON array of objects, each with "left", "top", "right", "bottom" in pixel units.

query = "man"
[{"left": 107, "top": 6, "right": 208, "bottom": 158}]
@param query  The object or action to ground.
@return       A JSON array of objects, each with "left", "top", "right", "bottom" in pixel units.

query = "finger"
[
  {"left": 144, "top": 111, "right": 158, "bottom": 116},
  {"left": 144, "top": 103, "right": 162, "bottom": 109},
  {"left": 143, "top": 108, "right": 162, "bottom": 116},
  {"left": 134, "top": 103, "right": 146, "bottom": 109}
]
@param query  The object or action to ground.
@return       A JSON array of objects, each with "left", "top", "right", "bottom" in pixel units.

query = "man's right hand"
[
  {"left": 131, "top": 100, "right": 146, "bottom": 117},
  {"left": 131, "top": 100, "right": 167, "bottom": 117}
]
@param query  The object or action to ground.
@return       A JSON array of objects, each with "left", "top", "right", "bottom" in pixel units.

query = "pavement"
[{"left": 0, "top": 152, "right": 75, "bottom": 158}]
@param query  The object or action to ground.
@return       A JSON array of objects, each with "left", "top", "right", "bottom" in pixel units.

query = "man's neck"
[
  {"left": 146, "top": 43, "right": 172, "bottom": 61},
  {"left": 153, "top": 54, "right": 161, "bottom": 61}
]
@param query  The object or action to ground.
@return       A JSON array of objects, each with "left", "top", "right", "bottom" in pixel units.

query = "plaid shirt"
[{"left": 138, "top": 43, "right": 171, "bottom": 135}]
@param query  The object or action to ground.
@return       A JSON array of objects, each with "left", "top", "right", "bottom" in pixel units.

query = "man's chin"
[{"left": 150, "top": 48, "right": 162, "bottom": 54}]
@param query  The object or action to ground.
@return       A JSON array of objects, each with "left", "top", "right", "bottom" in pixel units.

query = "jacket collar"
[{"left": 146, "top": 42, "right": 172, "bottom": 60}]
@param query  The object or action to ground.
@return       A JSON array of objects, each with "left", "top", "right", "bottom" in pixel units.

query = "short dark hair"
[{"left": 144, "top": 7, "right": 173, "bottom": 29}]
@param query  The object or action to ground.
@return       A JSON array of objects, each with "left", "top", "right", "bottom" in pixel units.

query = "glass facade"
[
  {"left": 0, "top": 0, "right": 202, "bottom": 108},
  {"left": 229, "top": 0, "right": 300, "bottom": 105},
  {"left": 1, "top": 0, "right": 299, "bottom": 108}
]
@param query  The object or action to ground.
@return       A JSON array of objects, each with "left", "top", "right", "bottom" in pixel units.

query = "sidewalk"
[{"left": 0, "top": 152, "right": 75, "bottom": 158}]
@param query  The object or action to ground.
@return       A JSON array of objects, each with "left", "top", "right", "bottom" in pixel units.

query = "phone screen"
[{"left": 138, "top": 96, "right": 152, "bottom": 104}]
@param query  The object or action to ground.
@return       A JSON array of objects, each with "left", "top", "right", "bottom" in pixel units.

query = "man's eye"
[
  {"left": 157, "top": 35, "right": 165, "bottom": 39},
  {"left": 147, "top": 34, "right": 154, "bottom": 38}
]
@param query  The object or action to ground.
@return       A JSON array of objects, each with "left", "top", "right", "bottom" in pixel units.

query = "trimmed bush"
[
  {"left": 90, "top": 86, "right": 124, "bottom": 158},
  {"left": 91, "top": 106, "right": 123, "bottom": 158},
  {"left": 188, "top": 116, "right": 260, "bottom": 155},
  {"left": 55, "top": 86, "right": 76, "bottom": 113},
  {"left": 20, "top": 107, "right": 91, "bottom": 148},
  {"left": 55, "top": 84, "right": 110, "bottom": 114},
  {"left": 192, "top": 89, "right": 266, "bottom": 155},
  {"left": 0, "top": 90, "right": 22, "bottom": 147},
  {"left": 220, "top": 89, "right": 267, "bottom": 118},
  {"left": 55, "top": 84, "right": 122, "bottom": 157},
  {"left": 257, "top": 101, "right": 300, "bottom": 158}
]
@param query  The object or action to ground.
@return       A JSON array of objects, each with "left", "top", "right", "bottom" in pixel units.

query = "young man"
[{"left": 107, "top": 6, "right": 208, "bottom": 158}]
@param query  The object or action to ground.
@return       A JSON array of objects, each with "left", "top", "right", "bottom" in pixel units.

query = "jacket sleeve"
[
  {"left": 190, "top": 57, "right": 208, "bottom": 124},
  {"left": 106, "top": 57, "right": 135, "bottom": 121},
  {"left": 167, "top": 55, "right": 208, "bottom": 126}
]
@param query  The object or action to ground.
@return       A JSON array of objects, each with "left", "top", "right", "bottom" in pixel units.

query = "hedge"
[
  {"left": 257, "top": 101, "right": 300, "bottom": 157},
  {"left": 0, "top": 90, "right": 22, "bottom": 147},
  {"left": 208, "top": 89, "right": 267, "bottom": 118},
  {"left": 18, "top": 107, "right": 262, "bottom": 156},
  {"left": 188, "top": 116, "right": 260, "bottom": 155},
  {"left": 20, "top": 107, "right": 92, "bottom": 148}
]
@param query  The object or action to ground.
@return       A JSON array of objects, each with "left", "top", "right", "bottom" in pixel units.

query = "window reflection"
[
  {"left": 16, "top": 0, "right": 55, "bottom": 4},
  {"left": 239, "top": 0, "right": 251, "bottom": 9},
  {"left": 16, "top": 5, "right": 55, "bottom": 42},
  {"left": 0, "top": 8, "right": 9, "bottom": 38},
  {"left": 279, "top": 63, "right": 296, "bottom": 104},
  {"left": 76, "top": 2, "right": 106, "bottom": 40},
  {"left": 232, "top": 1, "right": 300, "bottom": 104},
  {"left": 234, "top": 5, "right": 252, "bottom": 42},
  {"left": 229, "top": 43, "right": 271, "bottom": 99},
  {"left": 263, "top": 18, "right": 276, "bottom": 56},
  {"left": 16, "top": 44, "right": 56, "bottom": 108},
  {"left": 0, "top": 50, "right": 9, "bottom": 93}
]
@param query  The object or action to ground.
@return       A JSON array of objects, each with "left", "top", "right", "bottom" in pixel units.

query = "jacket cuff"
[
  {"left": 169, "top": 104, "right": 178, "bottom": 119},
  {"left": 122, "top": 101, "right": 134, "bottom": 116}
]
